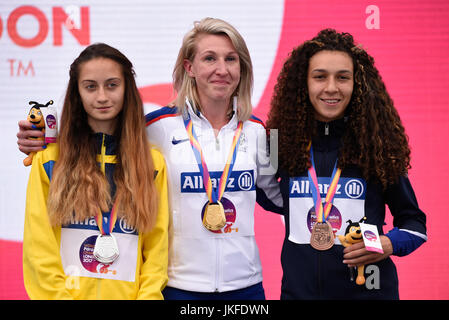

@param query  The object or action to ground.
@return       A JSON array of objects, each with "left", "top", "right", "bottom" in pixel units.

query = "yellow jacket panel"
[{"left": 23, "top": 137, "right": 169, "bottom": 300}]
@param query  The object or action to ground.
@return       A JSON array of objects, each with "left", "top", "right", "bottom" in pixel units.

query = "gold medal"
[
  {"left": 183, "top": 109, "right": 244, "bottom": 234},
  {"left": 310, "top": 221, "right": 334, "bottom": 250},
  {"left": 203, "top": 201, "right": 226, "bottom": 231}
]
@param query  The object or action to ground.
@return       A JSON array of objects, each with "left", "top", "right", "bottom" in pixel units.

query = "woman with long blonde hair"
[{"left": 23, "top": 43, "right": 169, "bottom": 299}]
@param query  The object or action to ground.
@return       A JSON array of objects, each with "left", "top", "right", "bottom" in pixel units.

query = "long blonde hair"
[
  {"left": 47, "top": 43, "right": 158, "bottom": 232},
  {"left": 172, "top": 17, "right": 254, "bottom": 121}
]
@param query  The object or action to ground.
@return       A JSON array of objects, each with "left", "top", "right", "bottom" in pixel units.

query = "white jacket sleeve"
[{"left": 255, "top": 126, "right": 283, "bottom": 214}]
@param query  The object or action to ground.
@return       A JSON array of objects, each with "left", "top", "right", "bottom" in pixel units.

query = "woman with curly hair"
[{"left": 267, "top": 29, "right": 427, "bottom": 299}]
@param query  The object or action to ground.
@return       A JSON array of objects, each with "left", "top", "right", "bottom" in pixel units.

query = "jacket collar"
[
  {"left": 184, "top": 98, "right": 239, "bottom": 131},
  {"left": 312, "top": 117, "right": 347, "bottom": 152},
  {"left": 315, "top": 117, "right": 347, "bottom": 138},
  {"left": 92, "top": 132, "right": 117, "bottom": 155}
]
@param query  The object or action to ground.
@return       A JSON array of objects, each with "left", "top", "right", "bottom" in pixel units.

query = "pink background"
[{"left": 1, "top": 0, "right": 448, "bottom": 299}]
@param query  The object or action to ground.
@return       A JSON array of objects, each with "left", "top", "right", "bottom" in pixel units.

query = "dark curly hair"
[{"left": 266, "top": 29, "right": 410, "bottom": 189}]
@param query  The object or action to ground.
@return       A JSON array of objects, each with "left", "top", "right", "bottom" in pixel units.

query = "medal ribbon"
[
  {"left": 307, "top": 145, "right": 342, "bottom": 223},
  {"left": 95, "top": 200, "right": 119, "bottom": 235},
  {"left": 183, "top": 111, "right": 243, "bottom": 204}
]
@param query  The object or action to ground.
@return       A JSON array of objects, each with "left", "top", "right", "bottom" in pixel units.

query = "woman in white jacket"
[{"left": 145, "top": 17, "right": 282, "bottom": 299}]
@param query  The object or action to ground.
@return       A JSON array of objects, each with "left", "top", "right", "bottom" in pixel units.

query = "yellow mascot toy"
[
  {"left": 338, "top": 217, "right": 367, "bottom": 285},
  {"left": 23, "top": 100, "right": 53, "bottom": 166}
]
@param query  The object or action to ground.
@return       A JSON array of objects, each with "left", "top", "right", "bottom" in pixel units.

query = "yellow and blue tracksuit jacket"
[{"left": 23, "top": 133, "right": 169, "bottom": 299}]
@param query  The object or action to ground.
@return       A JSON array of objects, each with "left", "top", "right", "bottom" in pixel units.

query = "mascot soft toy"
[
  {"left": 23, "top": 100, "right": 53, "bottom": 166},
  {"left": 338, "top": 217, "right": 367, "bottom": 285}
]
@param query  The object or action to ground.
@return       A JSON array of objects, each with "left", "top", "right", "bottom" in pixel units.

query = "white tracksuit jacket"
[{"left": 145, "top": 103, "right": 282, "bottom": 292}]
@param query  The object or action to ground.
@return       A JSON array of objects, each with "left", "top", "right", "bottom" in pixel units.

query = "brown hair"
[
  {"left": 267, "top": 29, "right": 410, "bottom": 189},
  {"left": 48, "top": 43, "right": 158, "bottom": 232}
]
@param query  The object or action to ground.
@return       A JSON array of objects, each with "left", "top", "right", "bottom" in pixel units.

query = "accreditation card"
[{"left": 360, "top": 223, "right": 384, "bottom": 254}]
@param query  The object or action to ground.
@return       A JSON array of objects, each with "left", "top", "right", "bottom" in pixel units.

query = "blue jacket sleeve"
[
  {"left": 384, "top": 175, "right": 427, "bottom": 256},
  {"left": 256, "top": 185, "right": 283, "bottom": 214},
  {"left": 385, "top": 227, "right": 425, "bottom": 257}
]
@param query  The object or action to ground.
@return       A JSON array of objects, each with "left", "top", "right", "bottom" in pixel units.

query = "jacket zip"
[
  {"left": 215, "top": 238, "right": 221, "bottom": 292},
  {"left": 318, "top": 122, "right": 329, "bottom": 298},
  {"left": 100, "top": 133, "right": 106, "bottom": 173},
  {"left": 317, "top": 253, "right": 322, "bottom": 298},
  {"left": 96, "top": 133, "right": 107, "bottom": 299}
]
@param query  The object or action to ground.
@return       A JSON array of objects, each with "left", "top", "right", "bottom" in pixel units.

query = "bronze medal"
[
  {"left": 310, "top": 221, "right": 335, "bottom": 250},
  {"left": 203, "top": 201, "right": 226, "bottom": 231}
]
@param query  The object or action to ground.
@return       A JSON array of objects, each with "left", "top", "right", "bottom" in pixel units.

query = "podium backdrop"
[{"left": 1, "top": 0, "right": 448, "bottom": 299}]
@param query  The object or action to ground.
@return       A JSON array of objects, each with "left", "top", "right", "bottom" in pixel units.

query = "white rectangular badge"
[
  {"left": 288, "top": 176, "right": 366, "bottom": 245},
  {"left": 360, "top": 223, "right": 384, "bottom": 254},
  {"left": 60, "top": 217, "right": 139, "bottom": 282}
]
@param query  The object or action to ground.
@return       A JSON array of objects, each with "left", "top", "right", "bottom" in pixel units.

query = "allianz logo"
[
  {"left": 181, "top": 170, "right": 254, "bottom": 192},
  {"left": 290, "top": 178, "right": 364, "bottom": 199},
  {"left": 67, "top": 216, "right": 137, "bottom": 234},
  {"left": 344, "top": 179, "right": 365, "bottom": 199}
]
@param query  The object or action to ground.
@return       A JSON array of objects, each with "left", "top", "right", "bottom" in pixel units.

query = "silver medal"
[{"left": 93, "top": 234, "right": 119, "bottom": 264}]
